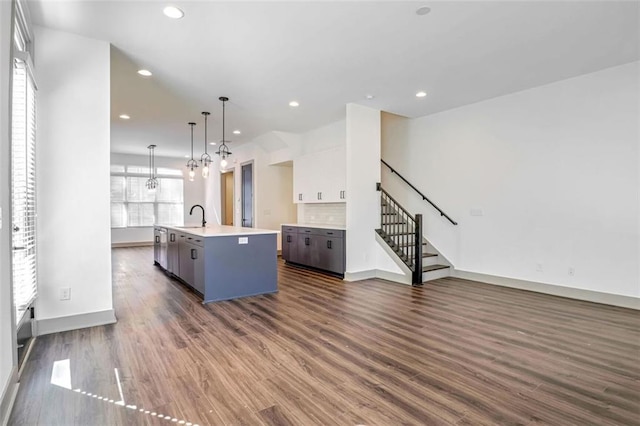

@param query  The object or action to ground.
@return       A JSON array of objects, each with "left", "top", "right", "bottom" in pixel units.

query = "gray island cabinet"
[{"left": 154, "top": 225, "right": 278, "bottom": 303}]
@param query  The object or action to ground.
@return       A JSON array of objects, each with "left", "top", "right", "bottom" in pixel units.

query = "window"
[
  {"left": 110, "top": 166, "right": 184, "bottom": 227},
  {"left": 11, "top": 0, "right": 37, "bottom": 325}
]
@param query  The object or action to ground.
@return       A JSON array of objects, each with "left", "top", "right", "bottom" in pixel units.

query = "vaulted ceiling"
[{"left": 28, "top": 1, "right": 640, "bottom": 158}]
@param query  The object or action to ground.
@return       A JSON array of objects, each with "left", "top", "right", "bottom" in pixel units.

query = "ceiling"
[{"left": 28, "top": 1, "right": 640, "bottom": 158}]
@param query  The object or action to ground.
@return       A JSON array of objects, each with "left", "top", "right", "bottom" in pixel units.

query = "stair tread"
[
  {"left": 422, "top": 264, "right": 450, "bottom": 273},
  {"left": 414, "top": 252, "right": 437, "bottom": 258}
]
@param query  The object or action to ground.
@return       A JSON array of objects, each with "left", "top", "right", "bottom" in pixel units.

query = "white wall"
[
  {"left": 204, "top": 142, "right": 297, "bottom": 250},
  {"left": 0, "top": 0, "right": 16, "bottom": 415},
  {"left": 345, "top": 104, "right": 382, "bottom": 276},
  {"left": 110, "top": 153, "right": 205, "bottom": 245},
  {"left": 382, "top": 61, "right": 640, "bottom": 298},
  {"left": 299, "top": 119, "right": 346, "bottom": 154},
  {"left": 35, "top": 27, "right": 115, "bottom": 324}
]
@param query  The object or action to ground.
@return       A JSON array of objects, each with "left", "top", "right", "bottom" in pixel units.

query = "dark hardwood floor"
[{"left": 9, "top": 247, "right": 640, "bottom": 425}]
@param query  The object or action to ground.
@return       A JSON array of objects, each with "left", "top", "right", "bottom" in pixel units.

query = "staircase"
[{"left": 376, "top": 183, "right": 450, "bottom": 285}]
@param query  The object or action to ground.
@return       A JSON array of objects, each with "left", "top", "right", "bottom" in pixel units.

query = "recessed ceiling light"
[
  {"left": 163, "top": 6, "right": 184, "bottom": 19},
  {"left": 416, "top": 6, "right": 431, "bottom": 16},
  {"left": 416, "top": 91, "right": 427, "bottom": 98},
  {"left": 289, "top": 101, "right": 299, "bottom": 107},
  {"left": 184, "top": 154, "right": 189, "bottom": 158},
  {"left": 119, "top": 114, "right": 130, "bottom": 120},
  {"left": 209, "top": 142, "right": 216, "bottom": 145},
  {"left": 137, "top": 69, "right": 152, "bottom": 77},
  {"left": 233, "top": 130, "right": 241, "bottom": 135},
  {"left": 366, "top": 95, "right": 375, "bottom": 100}
]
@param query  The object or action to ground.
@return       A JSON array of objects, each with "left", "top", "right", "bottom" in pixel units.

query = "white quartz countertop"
[
  {"left": 281, "top": 223, "right": 346, "bottom": 231},
  {"left": 158, "top": 224, "right": 279, "bottom": 237}
]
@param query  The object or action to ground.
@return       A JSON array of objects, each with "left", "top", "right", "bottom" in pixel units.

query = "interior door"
[
  {"left": 220, "top": 171, "right": 234, "bottom": 225},
  {"left": 241, "top": 163, "right": 253, "bottom": 228}
]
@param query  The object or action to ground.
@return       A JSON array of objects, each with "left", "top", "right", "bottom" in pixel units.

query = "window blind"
[
  {"left": 11, "top": 58, "right": 37, "bottom": 323},
  {"left": 110, "top": 167, "right": 184, "bottom": 228}
]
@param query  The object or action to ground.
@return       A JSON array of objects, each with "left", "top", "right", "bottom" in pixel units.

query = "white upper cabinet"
[{"left": 293, "top": 146, "right": 346, "bottom": 203}]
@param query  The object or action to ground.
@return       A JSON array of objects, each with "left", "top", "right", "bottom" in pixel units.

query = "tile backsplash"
[{"left": 298, "top": 203, "right": 346, "bottom": 226}]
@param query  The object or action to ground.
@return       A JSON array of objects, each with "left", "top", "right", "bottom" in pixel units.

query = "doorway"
[
  {"left": 241, "top": 162, "right": 254, "bottom": 228},
  {"left": 220, "top": 170, "right": 234, "bottom": 226}
]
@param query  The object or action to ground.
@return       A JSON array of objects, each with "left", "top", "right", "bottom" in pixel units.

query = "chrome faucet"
[{"left": 189, "top": 204, "right": 206, "bottom": 227}]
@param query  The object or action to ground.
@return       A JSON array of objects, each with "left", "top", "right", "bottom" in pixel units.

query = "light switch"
[{"left": 238, "top": 237, "right": 248, "bottom": 244}]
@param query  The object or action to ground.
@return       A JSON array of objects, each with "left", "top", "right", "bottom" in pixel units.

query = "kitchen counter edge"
[
  {"left": 281, "top": 223, "right": 346, "bottom": 231},
  {"left": 155, "top": 224, "right": 280, "bottom": 237}
]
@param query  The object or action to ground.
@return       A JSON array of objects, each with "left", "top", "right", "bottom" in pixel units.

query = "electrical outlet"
[
  {"left": 536, "top": 263, "right": 543, "bottom": 272},
  {"left": 59, "top": 287, "right": 71, "bottom": 301},
  {"left": 568, "top": 267, "right": 575, "bottom": 276}
]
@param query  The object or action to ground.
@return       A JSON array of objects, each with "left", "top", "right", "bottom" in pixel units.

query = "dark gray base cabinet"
[
  {"left": 282, "top": 226, "right": 345, "bottom": 276},
  {"left": 177, "top": 233, "right": 205, "bottom": 295}
]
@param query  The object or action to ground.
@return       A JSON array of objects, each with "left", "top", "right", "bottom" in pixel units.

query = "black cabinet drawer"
[
  {"left": 282, "top": 226, "right": 299, "bottom": 233},
  {"left": 316, "top": 229, "right": 344, "bottom": 238},
  {"left": 295, "top": 227, "right": 344, "bottom": 237}
]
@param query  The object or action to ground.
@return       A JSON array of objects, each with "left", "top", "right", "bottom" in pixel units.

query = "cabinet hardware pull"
[
  {"left": 299, "top": 193, "right": 302, "bottom": 200},
  {"left": 327, "top": 240, "right": 332, "bottom": 249},
  {"left": 191, "top": 249, "right": 197, "bottom": 260},
  {"left": 170, "top": 233, "right": 175, "bottom": 242},
  {"left": 327, "top": 232, "right": 333, "bottom": 235},
  {"left": 305, "top": 237, "right": 310, "bottom": 246},
  {"left": 287, "top": 235, "right": 291, "bottom": 243},
  {"left": 155, "top": 236, "right": 160, "bottom": 243}
]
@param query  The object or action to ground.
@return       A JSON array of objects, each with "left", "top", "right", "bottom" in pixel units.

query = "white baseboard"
[
  {"left": 36, "top": 309, "right": 117, "bottom": 336},
  {"left": 112, "top": 242, "right": 153, "bottom": 248},
  {"left": 0, "top": 367, "right": 18, "bottom": 426},
  {"left": 344, "top": 270, "right": 376, "bottom": 281},
  {"left": 344, "top": 269, "right": 412, "bottom": 285},
  {"left": 376, "top": 269, "right": 412, "bottom": 285},
  {"left": 454, "top": 270, "right": 640, "bottom": 310}
]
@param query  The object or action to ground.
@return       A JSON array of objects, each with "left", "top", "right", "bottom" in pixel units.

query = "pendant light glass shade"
[
  {"left": 200, "top": 111, "right": 212, "bottom": 178},
  {"left": 186, "top": 122, "right": 198, "bottom": 182},
  {"left": 215, "top": 96, "right": 232, "bottom": 169},
  {"left": 146, "top": 144, "right": 158, "bottom": 191}
]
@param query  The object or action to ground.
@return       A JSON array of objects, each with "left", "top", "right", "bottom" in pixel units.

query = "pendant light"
[
  {"left": 215, "top": 96, "right": 232, "bottom": 169},
  {"left": 200, "top": 111, "right": 212, "bottom": 178},
  {"left": 186, "top": 122, "right": 198, "bottom": 181},
  {"left": 146, "top": 144, "right": 158, "bottom": 191}
]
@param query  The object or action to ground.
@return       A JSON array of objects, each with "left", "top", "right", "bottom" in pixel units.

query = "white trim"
[
  {"left": 0, "top": 367, "right": 18, "bottom": 426},
  {"left": 344, "top": 270, "right": 376, "bottom": 281},
  {"left": 453, "top": 270, "right": 640, "bottom": 310},
  {"left": 36, "top": 309, "right": 117, "bottom": 336},
  {"left": 376, "top": 269, "right": 412, "bottom": 285},
  {"left": 344, "top": 268, "right": 412, "bottom": 285}
]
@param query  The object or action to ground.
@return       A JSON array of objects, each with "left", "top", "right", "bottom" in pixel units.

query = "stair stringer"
[{"left": 374, "top": 232, "right": 413, "bottom": 285}]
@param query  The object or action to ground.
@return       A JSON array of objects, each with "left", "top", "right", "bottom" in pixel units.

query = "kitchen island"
[{"left": 154, "top": 224, "right": 278, "bottom": 303}]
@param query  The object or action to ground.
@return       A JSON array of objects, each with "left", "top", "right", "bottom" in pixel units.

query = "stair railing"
[
  {"left": 381, "top": 159, "right": 458, "bottom": 225},
  {"left": 376, "top": 183, "right": 423, "bottom": 285}
]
